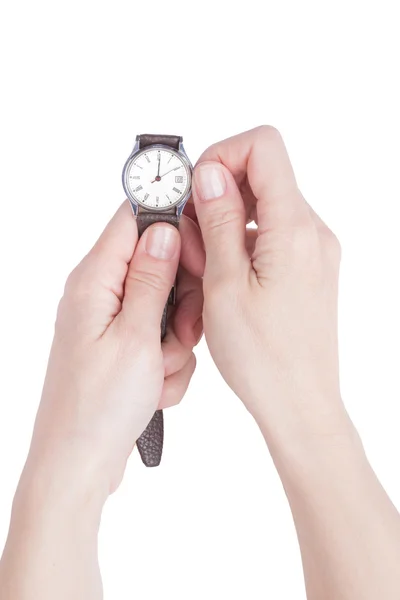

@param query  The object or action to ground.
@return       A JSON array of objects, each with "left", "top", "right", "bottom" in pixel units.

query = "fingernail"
[
  {"left": 145, "top": 226, "right": 177, "bottom": 260},
  {"left": 195, "top": 163, "right": 226, "bottom": 201}
]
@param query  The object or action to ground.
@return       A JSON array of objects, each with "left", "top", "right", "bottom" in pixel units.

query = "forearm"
[
  {"left": 0, "top": 446, "right": 108, "bottom": 600},
  {"left": 257, "top": 394, "right": 400, "bottom": 600}
]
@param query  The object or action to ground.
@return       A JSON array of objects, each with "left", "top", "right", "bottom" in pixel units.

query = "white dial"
[{"left": 125, "top": 147, "right": 191, "bottom": 210}]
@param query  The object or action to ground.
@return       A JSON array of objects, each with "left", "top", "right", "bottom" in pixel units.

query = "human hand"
[
  {"left": 24, "top": 201, "right": 204, "bottom": 498},
  {"left": 190, "top": 126, "right": 348, "bottom": 443}
]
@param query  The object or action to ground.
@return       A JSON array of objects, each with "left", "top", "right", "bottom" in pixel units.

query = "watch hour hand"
[{"left": 150, "top": 165, "right": 180, "bottom": 183}]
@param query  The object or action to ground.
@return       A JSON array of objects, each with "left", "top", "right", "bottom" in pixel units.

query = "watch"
[{"left": 122, "top": 133, "right": 193, "bottom": 467}]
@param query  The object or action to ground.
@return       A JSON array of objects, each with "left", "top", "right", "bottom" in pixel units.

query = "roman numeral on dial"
[
  {"left": 135, "top": 185, "right": 143, "bottom": 192},
  {"left": 173, "top": 187, "right": 182, "bottom": 194},
  {"left": 144, "top": 193, "right": 149, "bottom": 201}
]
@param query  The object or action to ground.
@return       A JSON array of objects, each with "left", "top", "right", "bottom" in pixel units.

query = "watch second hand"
[{"left": 151, "top": 166, "right": 180, "bottom": 183}]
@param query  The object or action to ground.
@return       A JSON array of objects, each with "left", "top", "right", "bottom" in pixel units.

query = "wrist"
[
  {"left": 267, "top": 411, "right": 365, "bottom": 486},
  {"left": 14, "top": 439, "right": 110, "bottom": 529},
  {"left": 250, "top": 386, "right": 360, "bottom": 468},
  {"left": 1, "top": 443, "right": 107, "bottom": 600}
]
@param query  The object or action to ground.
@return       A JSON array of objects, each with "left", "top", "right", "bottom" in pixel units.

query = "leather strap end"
[{"left": 136, "top": 410, "right": 164, "bottom": 467}]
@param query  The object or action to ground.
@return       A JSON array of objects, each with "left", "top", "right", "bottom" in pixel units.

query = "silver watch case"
[{"left": 122, "top": 139, "right": 193, "bottom": 216}]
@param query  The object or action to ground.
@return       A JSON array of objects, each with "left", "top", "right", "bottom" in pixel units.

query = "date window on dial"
[{"left": 175, "top": 175, "right": 184, "bottom": 183}]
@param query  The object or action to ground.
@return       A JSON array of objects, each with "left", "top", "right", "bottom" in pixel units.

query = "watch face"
[{"left": 124, "top": 147, "right": 192, "bottom": 210}]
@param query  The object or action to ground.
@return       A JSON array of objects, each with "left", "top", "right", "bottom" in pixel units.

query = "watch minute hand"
[{"left": 160, "top": 166, "right": 180, "bottom": 179}]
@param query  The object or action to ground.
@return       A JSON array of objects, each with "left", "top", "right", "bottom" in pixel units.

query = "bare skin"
[{"left": 1, "top": 126, "right": 399, "bottom": 599}]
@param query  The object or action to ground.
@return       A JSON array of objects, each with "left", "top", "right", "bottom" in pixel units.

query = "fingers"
[
  {"left": 160, "top": 264, "right": 203, "bottom": 409},
  {"left": 182, "top": 200, "right": 199, "bottom": 227},
  {"left": 191, "top": 161, "right": 250, "bottom": 284},
  {"left": 172, "top": 266, "right": 203, "bottom": 348},
  {"left": 178, "top": 215, "right": 205, "bottom": 278},
  {"left": 158, "top": 354, "right": 196, "bottom": 409},
  {"left": 159, "top": 278, "right": 201, "bottom": 409},
  {"left": 118, "top": 223, "right": 180, "bottom": 337},
  {"left": 162, "top": 327, "right": 193, "bottom": 377},
  {"left": 196, "top": 126, "right": 309, "bottom": 233}
]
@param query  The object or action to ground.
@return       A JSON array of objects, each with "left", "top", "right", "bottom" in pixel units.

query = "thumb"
[
  {"left": 192, "top": 161, "right": 249, "bottom": 285},
  {"left": 120, "top": 223, "right": 180, "bottom": 337}
]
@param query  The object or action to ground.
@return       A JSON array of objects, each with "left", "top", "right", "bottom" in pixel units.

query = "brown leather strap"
[
  {"left": 135, "top": 211, "right": 179, "bottom": 467},
  {"left": 138, "top": 134, "right": 181, "bottom": 150},
  {"left": 136, "top": 212, "right": 180, "bottom": 237}
]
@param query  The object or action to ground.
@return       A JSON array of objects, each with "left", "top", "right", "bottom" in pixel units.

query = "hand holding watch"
[{"left": 122, "top": 134, "right": 193, "bottom": 467}]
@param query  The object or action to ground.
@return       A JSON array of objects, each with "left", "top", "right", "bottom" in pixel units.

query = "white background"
[{"left": 1, "top": 1, "right": 399, "bottom": 598}]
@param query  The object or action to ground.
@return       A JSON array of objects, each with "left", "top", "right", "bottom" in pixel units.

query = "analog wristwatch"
[{"left": 122, "top": 134, "right": 193, "bottom": 467}]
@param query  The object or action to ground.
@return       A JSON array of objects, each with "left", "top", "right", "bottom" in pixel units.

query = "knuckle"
[
  {"left": 292, "top": 227, "right": 322, "bottom": 267},
  {"left": 186, "top": 353, "right": 197, "bottom": 377},
  {"left": 290, "top": 224, "right": 341, "bottom": 268},
  {"left": 205, "top": 208, "right": 243, "bottom": 234},
  {"left": 55, "top": 263, "right": 100, "bottom": 334},
  {"left": 320, "top": 226, "right": 342, "bottom": 262},
  {"left": 64, "top": 261, "right": 96, "bottom": 300},
  {"left": 54, "top": 296, "right": 67, "bottom": 331},
  {"left": 64, "top": 266, "right": 81, "bottom": 295},
  {"left": 255, "top": 124, "right": 283, "bottom": 144},
  {"left": 198, "top": 141, "right": 219, "bottom": 162},
  {"left": 204, "top": 141, "right": 218, "bottom": 156},
  {"left": 127, "top": 268, "right": 167, "bottom": 293},
  {"left": 55, "top": 293, "right": 68, "bottom": 320}
]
